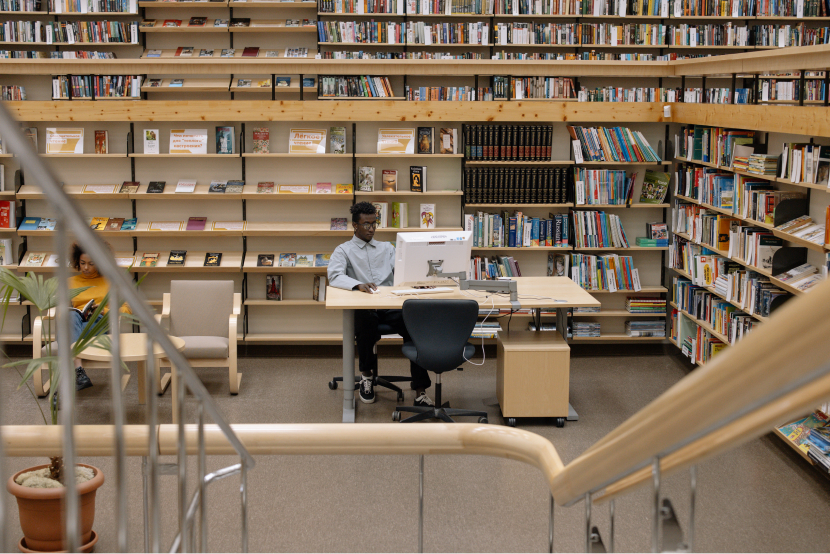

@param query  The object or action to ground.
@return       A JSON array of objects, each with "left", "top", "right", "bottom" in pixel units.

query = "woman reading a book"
[{"left": 68, "top": 241, "right": 132, "bottom": 392}]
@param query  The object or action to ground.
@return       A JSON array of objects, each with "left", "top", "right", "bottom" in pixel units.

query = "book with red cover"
[
  {"left": 186, "top": 217, "right": 207, "bottom": 231},
  {"left": 242, "top": 47, "right": 259, "bottom": 57},
  {"left": 0, "top": 201, "right": 11, "bottom": 229},
  {"left": 163, "top": 19, "right": 182, "bottom": 27}
]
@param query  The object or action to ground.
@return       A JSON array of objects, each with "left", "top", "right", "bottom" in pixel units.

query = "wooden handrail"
[{"left": 550, "top": 277, "right": 830, "bottom": 506}]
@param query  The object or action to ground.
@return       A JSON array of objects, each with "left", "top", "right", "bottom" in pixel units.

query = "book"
[
  {"left": 336, "top": 184, "right": 353, "bottom": 194},
  {"left": 278, "top": 185, "right": 311, "bottom": 193},
  {"left": 252, "top": 127, "right": 270, "bottom": 154},
  {"left": 175, "top": 46, "right": 194, "bottom": 57},
  {"left": 164, "top": 19, "right": 182, "bottom": 27},
  {"left": 358, "top": 167, "right": 375, "bottom": 192},
  {"left": 187, "top": 217, "right": 207, "bottom": 230},
  {"left": 417, "top": 126, "right": 433, "bottom": 154},
  {"left": 242, "top": 47, "right": 259, "bottom": 57},
  {"left": 264, "top": 50, "right": 280, "bottom": 58},
  {"left": 216, "top": 126, "right": 234, "bottom": 154},
  {"left": 214, "top": 19, "right": 228, "bottom": 27},
  {"left": 295, "top": 253, "right": 314, "bottom": 267},
  {"left": 167, "top": 250, "right": 187, "bottom": 265},
  {"left": 237, "top": 79, "right": 252, "bottom": 88},
  {"left": 169, "top": 129, "right": 208, "bottom": 154},
  {"left": 372, "top": 202, "right": 388, "bottom": 228},
  {"left": 69, "top": 299, "right": 98, "bottom": 322},
  {"left": 314, "top": 253, "right": 331, "bottom": 267},
  {"left": 230, "top": 17, "right": 250, "bottom": 26},
  {"left": 208, "top": 181, "right": 227, "bottom": 193},
  {"left": 275, "top": 76, "right": 290, "bottom": 87},
  {"left": 0, "top": 238, "right": 12, "bottom": 266},
  {"left": 640, "top": 170, "right": 670, "bottom": 203},
  {"left": 220, "top": 49, "right": 235, "bottom": 57},
  {"left": 199, "top": 49, "right": 214, "bottom": 57},
  {"left": 24, "top": 252, "right": 45, "bottom": 266},
  {"left": 146, "top": 50, "right": 162, "bottom": 58},
  {"left": 330, "top": 126, "right": 346, "bottom": 154},
  {"left": 257, "top": 254, "right": 275, "bottom": 267},
  {"left": 313, "top": 275, "right": 327, "bottom": 302},
  {"left": 382, "top": 169, "right": 397, "bottom": 192},
  {"left": 147, "top": 181, "right": 166, "bottom": 193},
  {"left": 289, "top": 128, "right": 327, "bottom": 154},
  {"left": 170, "top": 79, "right": 183, "bottom": 87},
  {"left": 302, "top": 77, "right": 315, "bottom": 88},
  {"left": 120, "top": 181, "right": 139, "bottom": 193},
  {"left": 37, "top": 218, "right": 56, "bottom": 230},
  {"left": 439, "top": 128, "right": 456, "bottom": 154},
  {"left": 256, "top": 79, "right": 271, "bottom": 88},
  {"left": 105, "top": 218, "right": 124, "bottom": 231},
  {"left": 225, "top": 181, "right": 244, "bottom": 193},
  {"left": 548, "top": 253, "right": 570, "bottom": 277},
  {"left": 391, "top": 201, "right": 408, "bottom": 228},
  {"left": 148, "top": 79, "right": 162, "bottom": 87},
  {"left": 330, "top": 218, "right": 347, "bottom": 230},
  {"left": 121, "top": 218, "right": 137, "bottom": 231},
  {"left": 18, "top": 217, "right": 40, "bottom": 231},
  {"left": 278, "top": 253, "right": 296, "bottom": 267},
  {"left": 144, "top": 129, "right": 159, "bottom": 154},
  {"left": 266, "top": 274, "right": 281, "bottom": 300},
  {"left": 420, "top": 203, "right": 435, "bottom": 229},
  {"left": 89, "top": 217, "right": 109, "bottom": 230},
  {"left": 188, "top": 16, "right": 206, "bottom": 26},
  {"left": 257, "top": 182, "right": 275, "bottom": 193},
  {"left": 140, "top": 252, "right": 159, "bottom": 267},
  {"left": 45, "top": 128, "right": 83, "bottom": 154},
  {"left": 94, "top": 130, "right": 108, "bottom": 154},
  {"left": 410, "top": 166, "right": 426, "bottom": 192},
  {"left": 0, "top": 201, "right": 10, "bottom": 229},
  {"left": 204, "top": 252, "right": 222, "bottom": 266},
  {"left": 175, "top": 179, "right": 196, "bottom": 193},
  {"left": 377, "top": 128, "right": 415, "bottom": 154}
]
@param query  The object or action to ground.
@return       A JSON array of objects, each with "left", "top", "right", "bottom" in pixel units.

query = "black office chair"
[
  {"left": 392, "top": 299, "right": 489, "bottom": 424},
  {"left": 328, "top": 323, "right": 412, "bottom": 402}
]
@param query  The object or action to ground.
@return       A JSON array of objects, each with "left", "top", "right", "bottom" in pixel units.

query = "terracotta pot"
[{"left": 7, "top": 464, "right": 104, "bottom": 552}]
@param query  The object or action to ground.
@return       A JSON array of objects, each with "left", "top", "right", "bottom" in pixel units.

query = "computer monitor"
[{"left": 394, "top": 230, "right": 473, "bottom": 287}]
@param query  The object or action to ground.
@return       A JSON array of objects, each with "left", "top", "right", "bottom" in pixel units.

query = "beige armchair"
[{"left": 156, "top": 280, "right": 241, "bottom": 395}]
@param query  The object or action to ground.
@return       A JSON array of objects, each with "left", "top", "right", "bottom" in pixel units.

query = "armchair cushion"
[
  {"left": 40, "top": 341, "right": 58, "bottom": 356},
  {"left": 179, "top": 336, "right": 229, "bottom": 359},
  {"left": 169, "top": 281, "right": 234, "bottom": 339}
]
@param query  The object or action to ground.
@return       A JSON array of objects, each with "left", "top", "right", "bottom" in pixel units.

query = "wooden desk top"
[
  {"left": 78, "top": 333, "right": 186, "bottom": 362},
  {"left": 325, "top": 277, "right": 601, "bottom": 310}
]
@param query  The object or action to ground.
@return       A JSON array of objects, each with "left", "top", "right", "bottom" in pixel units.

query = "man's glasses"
[{"left": 358, "top": 222, "right": 379, "bottom": 230}]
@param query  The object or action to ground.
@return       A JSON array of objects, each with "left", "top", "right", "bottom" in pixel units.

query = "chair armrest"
[
  {"left": 161, "top": 293, "right": 171, "bottom": 319},
  {"left": 229, "top": 313, "right": 238, "bottom": 346},
  {"left": 232, "top": 293, "right": 241, "bottom": 316}
]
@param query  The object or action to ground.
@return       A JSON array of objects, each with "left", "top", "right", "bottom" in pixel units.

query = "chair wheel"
[
  {"left": 506, "top": 418, "right": 517, "bottom": 427},
  {"left": 328, "top": 380, "right": 337, "bottom": 390},
  {"left": 392, "top": 411, "right": 401, "bottom": 422},
  {"left": 555, "top": 417, "right": 565, "bottom": 428},
  {"left": 478, "top": 417, "right": 488, "bottom": 424}
]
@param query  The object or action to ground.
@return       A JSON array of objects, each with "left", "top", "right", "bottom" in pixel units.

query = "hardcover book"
[
  {"left": 275, "top": 76, "right": 290, "bottom": 87},
  {"left": 237, "top": 79, "right": 251, "bottom": 88},
  {"left": 147, "top": 181, "right": 166, "bottom": 193},
  {"left": 146, "top": 50, "right": 162, "bottom": 58},
  {"left": 94, "top": 130, "right": 108, "bottom": 154},
  {"left": 372, "top": 202, "right": 388, "bottom": 228},
  {"left": 289, "top": 128, "right": 327, "bottom": 154},
  {"left": 257, "top": 182, "right": 275, "bottom": 193},
  {"left": 409, "top": 166, "right": 425, "bottom": 192},
  {"left": 199, "top": 49, "right": 214, "bottom": 57},
  {"left": 278, "top": 253, "right": 296, "bottom": 267},
  {"left": 37, "top": 218, "right": 56, "bottom": 230},
  {"left": 143, "top": 129, "right": 159, "bottom": 154},
  {"left": 188, "top": 17, "right": 206, "bottom": 26},
  {"left": 175, "top": 179, "right": 196, "bottom": 193},
  {"left": 242, "top": 47, "right": 259, "bottom": 57},
  {"left": 220, "top": 49, "right": 234, "bottom": 57},
  {"left": 163, "top": 19, "right": 182, "bottom": 27},
  {"left": 204, "top": 252, "right": 222, "bottom": 266},
  {"left": 214, "top": 19, "right": 228, "bottom": 27},
  {"left": 417, "top": 126, "right": 433, "bottom": 154},
  {"left": 439, "top": 128, "right": 456, "bottom": 154},
  {"left": 330, "top": 126, "right": 346, "bottom": 154},
  {"left": 390, "top": 201, "right": 408, "bottom": 228},
  {"left": 139, "top": 252, "right": 159, "bottom": 267},
  {"left": 330, "top": 218, "right": 347, "bottom": 231},
  {"left": 106, "top": 218, "right": 125, "bottom": 231},
  {"left": 640, "top": 170, "right": 670, "bottom": 204},
  {"left": 266, "top": 274, "right": 281, "bottom": 300},
  {"left": 120, "top": 181, "right": 139, "bottom": 193},
  {"left": 0, "top": 201, "right": 9, "bottom": 228},
  {"left": 89, "top": 217, "right": 108, "bottom": 230},
  {"left": 336, "top": 184, "right": 352, "bottom": 194},
  {"left": 169, "top": 129, "right": 208, "bottom": 154},
  {"left": 225, "top": 180, "right": 244, "bottom": 193},
  {"left": 314, "top": 183, "right": 332, "bottom": 193},
  {"left": 208, "top": 181, "right": 227, "bottom": 193},
  {"left": 18, "top": 217, "right": 40, "bottom": 231},
  {"left": 186, "top": 217, "right": 207, "bottom": 230},
  {"left": 420, "top": 203, "right": 435, "bottom": 229},
  {"left": 313, "top": 275, "right": 327, "bottom": 302},
  {"left": 168, "top": 250, "right": 187, "bottom": 265},
  {"left": 25, "top": 252, "right": 45, "bottom": 266},
  {"left": 121, "top": 218, "right": 137, "bottom": 231},
  {"left": 382, "top": 169, "right": 397, "bottom": 192},
  {"left": 45, "top": 128, "right": 84, "bottom": 154},
  {"left": 264, "top": 50, "right": 280, "bottom": 58},
  {"left": 257, "top": 254, "right": 275, "bottom": 267},
  {"left": 314, "top": 253, "right": 331, "bottom": 267},
  {"left": 216, "top": 126, "right": 234, "bottom": 154},
  {"left": 175, "top": 46, "right": 193, "bottom": 57},
  {"left": 252, "top": 127, "right": 270, "bottom": 154},
  {"left": 295, "top": 253, "right": 314, "bottom": 267},
  {"left": 358, "top": 167, "right": 375, "bottom": 192}
]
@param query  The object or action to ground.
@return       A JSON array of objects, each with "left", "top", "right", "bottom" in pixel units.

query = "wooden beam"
[
  {"left": 5, "top": 100, "right": 669, "bottom": 122},
  {"left": 673, "top": 43, "right": 830, "bottom": 76},
  {"left": 672, "top": 103, "right": 830, "bottom": 137}
]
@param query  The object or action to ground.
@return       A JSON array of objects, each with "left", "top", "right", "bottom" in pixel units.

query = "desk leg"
[
  {"left": 555, "top": 308, "right": 579, "bottom": 422},
  {"left": 342, "top": 309, "right": 355, "bottom": 423},
  {"left": 137, "top": 361, "right": 146, "bottom": 405}
]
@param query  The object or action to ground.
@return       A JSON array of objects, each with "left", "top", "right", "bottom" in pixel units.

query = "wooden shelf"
[
  {"left": 140, "top": 1, "right": 229, "bottom": 6},
  {"left": 243, "top": 333, "right": 342, "bottom": 342},
  {"left": 356, "top": 153, "right": 463, "bottom": 158},
  {"left": 571, "top": 334, "right": 665, "bottom": 341},
  {"left": 231, "top": 0, "right": 317, "bottom": 6},
  {"left": 231, "top": 21, "right": 317, "bottom": 31},
  {"left": 142, "top": 78, "right": 230, "bottom": 92},
  {"left": 239, "top": 192, "right": 352, "bottom": 199},
  {"left": 318, "top": 11, "right": 403, "bottom": 16},
  {"left": 243, "top": 252, "right": 330, "bottom": 272},
  {"left": 131, "top": 221, "right": 245, "bottom": 236},
  {"left": 464, "top": 160, "right": 574, "bottom": 165},
  {"left": 773, "top": 427, "right": 815, "bottom": 464},
  {"left": 318, "top": 96, "right": 406, "bottom": 100},
  {"left": 355, "top": 190, "right": 462, "bottom": 196},
  {"left": 471, "top": 246, "right": 571, "bottom": 251},
  {"left": 243, "top": 222, "right": 352, "bottom": 236},
  {"left": 244, "top": 299, "right": 325, "bottom": 306},
  {"left": 39, "top": 153, "right": 126, "bottom": 158},
  {"left": 131, "top": 182, "right": 242, "bottom": 197},
  {"left": 572, "top": 310, "right": 666, "bottom": 317},
  {"left": 0, "top": 9, "right": 48, "bottom": 13},
  {"left": 672, "top": 301, "right": 730, "bottom": 344},
  {"left": 586, "top": 286, "right": 667, "bottom": 293},
  {"left": 466, "top": 203, "right": 574, "bottom": 208},
  {"left": 129, "top": 153, "right": 240, "bottom": 158},
  {"left": 142, "top": 19, "right": 228, "bottom": 31},
  {"left": 242, "top": 153, "right": 350, "bottom": 158},
  {"left": 574, "top": 203, "right": 669, "bottom": 209},
  {"left": 17, "top": 184, "right": 129, "bottom": 199},
  {"left": 130, "top": 251, "right": 243, "bottom": 272},
  {"left": 575, "top": 246, "right": 669, "bottom": 251}
]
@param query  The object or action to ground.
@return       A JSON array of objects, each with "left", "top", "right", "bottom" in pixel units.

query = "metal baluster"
[
  {"left": 0, "top": 351, "right": 5, "bottom": 554},
  {"left": 198, "top": 404, "right": 207, "bottom": 553},
  {"left": 585, "top": 492, "right": 592, "bottom": 553},
  {"left": 241, "top": 458, "right": 249, "bottom": 553},
  {"left": 143, "top": 457, "right": 150, "bottom": 552},
  {"left": 549, "top": 494, "right": 554, "bottom": 554},
  {"left": 652, "top": 457, "right": 661, "bottom": 553},
  {"left": 688, "top": 466, "right": 696, "bottom": 553},
  {"left": 109, "top": 286, "right": 128, "bottom": 552},
  {"left": 146, "top": 338, "right": 160, "bottom": 553},
  {"left": 55, "top": 216, "right": 80, "bottom": 553},
  {"left": 419, "top": 455, "right": 424, "bottom": 554},
  {"left": 609, "top": 499, "right": 615, "bottom": 553},
  {"left": 178, "top": 363, "right": 188, "bottom": 553}
]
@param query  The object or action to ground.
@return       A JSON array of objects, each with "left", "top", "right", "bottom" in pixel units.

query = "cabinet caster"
[
  {"left": 478, "top": 417, "right": 489, "bottom": 424},
  {"left": 506, "top": 417, "right": 517, "bottom": 427},
  {"left": 555, "top": 417, "right": 565, "bottom": 428},
  {"left": 392, "top": 411, "right": 401, "bottom": 422},
  {"left": 328, "top": 380, "right": 337, "bottom": 390}
]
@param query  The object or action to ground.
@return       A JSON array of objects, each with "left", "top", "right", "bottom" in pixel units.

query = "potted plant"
[{"left": 1, "top": 269, "right": 116, "bottom": 552}]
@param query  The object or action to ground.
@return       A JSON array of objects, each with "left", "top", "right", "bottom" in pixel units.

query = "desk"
[
  {"left": 78, "top": 333, "right": 185, "bottom": 406},
  {"left": 325, "top": 277, "right": 600, "bottom": 423}
]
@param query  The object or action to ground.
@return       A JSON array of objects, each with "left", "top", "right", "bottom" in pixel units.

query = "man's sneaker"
[
  {"left": 414, "top": 393, "right": 434, "bottom": 408},
  {"left": 359, "top": 375, "right": 375, "bottom": 404},
  {"left": 75, "top": 366, "right": 93, "bottom": 391}
]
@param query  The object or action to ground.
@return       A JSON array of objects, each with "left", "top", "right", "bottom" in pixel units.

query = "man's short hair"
[{"left": 350, "top": 201, "right": 376, "bottom": 224}]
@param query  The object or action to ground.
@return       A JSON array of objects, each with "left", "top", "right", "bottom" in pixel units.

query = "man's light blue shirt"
[{"left": 328, "top": 234, "right": 395, "bottom": 290}]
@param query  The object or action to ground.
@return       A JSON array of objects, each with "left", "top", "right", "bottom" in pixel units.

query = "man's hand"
[{"left": 355, "top": 283, "right": 378, "bottom": 294}]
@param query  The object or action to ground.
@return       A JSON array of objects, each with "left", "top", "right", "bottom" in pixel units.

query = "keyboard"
[{"left": 390, "top": 287, "right": 456, "bottom": 296}]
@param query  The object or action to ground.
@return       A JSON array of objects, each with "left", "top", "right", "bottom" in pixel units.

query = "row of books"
[
  {"left": 257, "top": 253, "right": 332, "bottom": 267},
  {"left": 0, "top": 0, "right": 40, "bottom": 10},
  {"left": 580, "top": 22, "right": 666, "bottom": 46},
  {"left": 466, "top": 211, "right": 570, "bottom": 248},
  {"left": 757, "top": 77, "right": 827, "bottom": 102},
  {"left": 462, "top": 124, "right": 553, "bottom": 161},
  {"left": 573, "top": 321, "right": 600, "bottom": 337},
  {"left": 406, "top": 21, "right": 489, "bottom": 44},
  {"left": 404, "top": 85, "right": 485, "bottom": 101},
  {"left": 625, "top": 297, "right": 666, "bottom": 313},
  {"left": 0, "top": 49, "right": 116, "bottom": 58},
  {"left": 625, "top": 320, "right": 665, "bottom": 337},
  {"left": 492, "top": 22, "right": 578, "bottom": 45},
  {"left": 511, "top": 76, "right": 576, "bottom": 100},
  {"left": 776, "top": 215, "right": 827, "bottom": 247},
  {"left": 754, "top": 23, "right": 830, "bottom": 47},
  {"left": 317, "top": 20, "right": 403, "bottom": 43},
  {"left": 674, "top": 277, "right": 764, "bottom": 344},
  {"left": 318, "top": 75, "right": 395, "bottom": 98},
  {"left": 570, "top": 253, "right": 641, "bottom": 291},
  {"left": 464, "top": 167, "right": 570, "bottom": 205},
  {"left": 578, "top": 86, "right": 680, "bottom": 103},
  {"left": 262, "top": 275, "right": 329, "bottom": 303},
  {"left": 52, "top": 75, "right": 140, "bottom": 99},
  {"left": 52, "top": 0, "right": 135, "bottom": 12},
  {"left": 0, "top": 85, "right": 25, "bottom": 101},
  {"left": 0, "top": 20, "right": 138, "bottom": 43},
  {"left": 572, "top": 210, "right": 630, "bottom": 249},
  {"left": 568, "top": 125, "right": 661, "bottom": 163},
  {"left": 780, "top": 142, "right": 830, "bottom": 185},
  {"left": 667, "top": 23, "right": 750, "bottom": 46},
  {"left": 146, "top": 47, "right": 307, "bottom": 58},
  {"left": 677, "top": 125, "right": 755, "bottom": 168},
  {"left": 469, "top": 255, "right": 522, "bottom": 280}
]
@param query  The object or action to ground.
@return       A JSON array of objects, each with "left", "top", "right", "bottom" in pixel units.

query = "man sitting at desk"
[{"left": 328, "top": 202, "right": 433, "bottom": 407}]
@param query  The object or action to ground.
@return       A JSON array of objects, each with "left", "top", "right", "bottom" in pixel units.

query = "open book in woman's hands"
[{"left": 70, "top": 299, "right": 97, "bottom": 322}]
